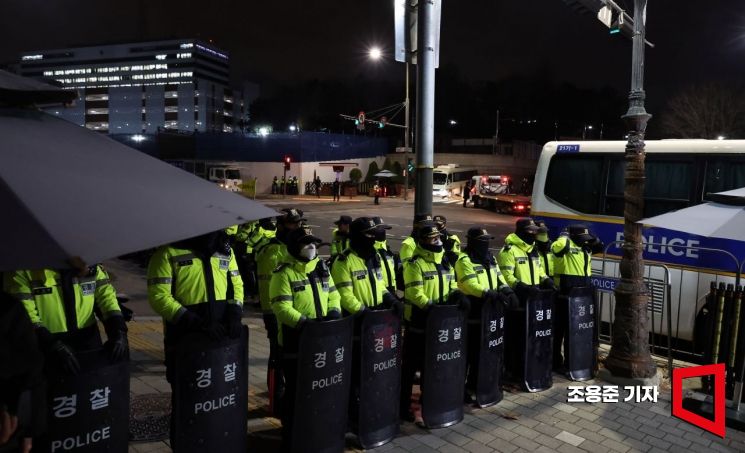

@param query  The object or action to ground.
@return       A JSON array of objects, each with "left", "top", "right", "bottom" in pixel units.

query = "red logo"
[{"left": 671, "top": 363, "right": 725, "bottom": 437}]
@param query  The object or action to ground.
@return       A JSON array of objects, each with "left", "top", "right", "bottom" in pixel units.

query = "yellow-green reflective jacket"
[
  {"left": 147, "top": 246, "right": 243, "bottom": 322},
  {"left": 399, "top": 236, "right": 416, "bottom": 261},
  {"left": 375, "top": 242, "right": 397, "bottom": 291},
  {"left": 551, "top": 236, "right": 592, "bottom": 278},
  {"left": 455, "top": 253, "right": 507, "bottom": 298},
  {"left": 269, "top": 257, "right": 341, "bottom": 345},
  {"left": 255, "top": 238, "right": 287, "bottom": 313},
  {"left": 330, "top": 229, "right": 350, "bottom": 257},
  {"left": 497, "top": 233, "right": 547, "bottom": 287},
  {"left": 4, "top": 266, "right": 121, "bottom": 334},
  {"left": 402, "top": 246, "right": 457, "bottom": 323},
  {"left": 331, "top": 249, "right": 390, "bottom": 314}
]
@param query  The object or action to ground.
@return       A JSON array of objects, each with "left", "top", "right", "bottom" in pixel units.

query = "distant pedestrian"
[
  {"left": 314, "top": 176, "right": 321, "bottom": 197},
  {"left": 463, "top": 180, "right": 471, "bottom": 207},
  {"left": 272, "top": 176, "right": 278, "bottom": 194},
  {"left": 332, "top": 180, "right": 340, "bottom": 202},
  {"left": 373, "top": 180, "right": 381, "bottom": 205}
]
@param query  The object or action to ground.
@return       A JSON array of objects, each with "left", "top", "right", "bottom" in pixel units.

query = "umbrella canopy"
[
  {"left": 374, "top": 170, "right": 396, "bottom": 178},
  {"left": 0, "top": 106, "right": 277, "bottom": 271},
  {"left": 641, "top": 188, "right": 745, "bottom": 242}
]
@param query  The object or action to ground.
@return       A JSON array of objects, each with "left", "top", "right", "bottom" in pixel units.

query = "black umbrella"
[{"left": 0, "top": 71, "right": 277, "bottom": 271}]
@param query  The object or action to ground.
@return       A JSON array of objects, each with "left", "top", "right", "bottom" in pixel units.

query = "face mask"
[
  {"left": 374, "top": 229, "right": 386, "bottom": 242},
  {"left": 468, "top": 240, "right": 490, "bottom": 259},
  {"left": 299, "top": 243, "right": 317, "bottom": 261}
]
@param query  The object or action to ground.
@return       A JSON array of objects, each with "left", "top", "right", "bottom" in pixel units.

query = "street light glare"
[
  {"left": 718, "top": 135, "right": 726, "bottom": 140},
  {"left": 369, "top": 47, "right": 382, "bottom": 60}
]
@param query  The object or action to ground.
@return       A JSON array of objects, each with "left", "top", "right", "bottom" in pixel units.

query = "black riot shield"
[
  {"left": 292, "top": 316, "right": 354, "bottom": 453},
  {"left": 172, "top": 326, "right": 249, "bottom": 453},
  {"left": 565, "top": 286, "right": 597, "bottom": 381},
  {"left": 505, "top": 288, "right": 554, "bottom": 392},
  {"left": 475, "top": 295, "right": 506, "bottom": 407},
  {"left": 36, "top": 351, "right": 129, "bottom": 453},
  {"left": 354, "top": 308, "right": 401, "bottom": 449},
  {"left": 421, "top": 304, "right": 467, "bottom": 428}
]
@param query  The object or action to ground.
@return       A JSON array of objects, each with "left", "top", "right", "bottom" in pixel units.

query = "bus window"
[
  {"left": 545, "top": 156, "right": 603, "bottom": 214},
  {"left": 704, "top": 159, "right": 745, "bottom": 199},
  {"left": 605, "top": 160, "right": 692, "bottom": 217}
]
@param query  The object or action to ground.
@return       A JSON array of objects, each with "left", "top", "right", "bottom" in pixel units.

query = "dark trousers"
[
  {"left": 280, "top": 357, "right": 297, "bottom": 450},
  {"left": 553, "top": 296, "right": 568, "bottom": 368},
  {"left": 400, "top": 328, "right": 425, "bottom": 414},
  {"left": 465, "top": 318, "right": 481, "bottom": 394},
  {"left": 263, "top": 313, "right": 283, "bottom": 415}
]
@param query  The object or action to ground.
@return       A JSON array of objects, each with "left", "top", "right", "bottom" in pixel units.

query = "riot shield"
[
  {"left": 565, "top": 286, "right": 597, "bottom": 381},
  {"left": 36, "top": 350, "right": 129, "bottom": 453},
  {"left": 475, "top": 295, "right": 506, "bottom": 407},
  {"left": 172, "top": 326, "right": 249, "bottom": 453},
  {"left": 421, "top": 304, "right": 467, "bottom": 428},
  {"left": 354, "top": 308, "right": 401, "bottom": 449},
  {"left": 505, "top": 288, "right": 554, "bottom": 392},
  {"left": 291, "top": 316, "right": 354, "bottom": 453}
]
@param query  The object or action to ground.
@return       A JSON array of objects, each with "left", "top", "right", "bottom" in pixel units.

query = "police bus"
[
  {"left": 433, "top": 164, "right": 478, "bottom": 198},
  {"left": 531, "top": 139, "right": 745, "bottom": 356}
]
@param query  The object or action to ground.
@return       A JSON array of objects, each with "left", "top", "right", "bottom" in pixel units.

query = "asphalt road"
[{"left": 109, "top": 195, "right": 523, "bottom": 318}]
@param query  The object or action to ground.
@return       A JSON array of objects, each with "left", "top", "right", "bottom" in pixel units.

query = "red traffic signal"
[{"left": 284, "top": 156, "right": 291, "bottom": 170}]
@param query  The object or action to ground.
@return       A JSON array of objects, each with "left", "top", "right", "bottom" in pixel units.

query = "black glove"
[
  {"left": 589, "top": 237, "right": 605, "bottom": 254},
  {"left": 296, "top": 316, "right": 308, "bottom": 330},
  {"left": 225, "top": 304, "right": 243, "bottom": 339},
  {"left": 325, "top": 309, "right": 342, "bottom": 320},
  {"left": 515, "top": 281, "right": 531, "bottom": 293},
  {"left": 202, "top": 322, "right": 227, "bottom": 340},
  {"left": 103, "top": 316, "right": 129, "bottom": 361},
  {"left": 50, "top": 341, "right": 80, "bottom": 375},
  {"left": 541, "top": 278, "right": 557, "bottom": 291},
  {"left": 176, "top": 310, "right": 203, "bottom": 331},
  {"left": 499, "top": 286, "right": 520, "bottom": 309},
  {"left": 382, "top": 292, "right": 403, "bottom": 314},
  {"left": 458, "top": 296, "right": 471, "bottom": 312}
]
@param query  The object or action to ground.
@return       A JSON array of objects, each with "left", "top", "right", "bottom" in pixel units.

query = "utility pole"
[
  {"left": 604, "top": 0, "right": 657, "bottom": 381},
  {"left": 493, "top": 109, "right": 500, "bottom": 154},
  {"left": 404, "top": 61, "right": 410, "bottom": 201},
  {"left": 414, "top": 0, "right": 437, "bottom": 217}
]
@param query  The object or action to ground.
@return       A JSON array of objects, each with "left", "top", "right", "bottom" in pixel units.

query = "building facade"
[{"left": 19, "top": 39, "right": 250, "bottom": 134}]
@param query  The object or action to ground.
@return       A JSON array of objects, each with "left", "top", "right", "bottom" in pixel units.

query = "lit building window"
[
  {"left": 180, "top": 43, "right": 194, "bottom": 49},
  {"left": 156, "top": 54, "right": 167, "bottom": 60},
  {"left": 22, "top": 54, "right": 43, "bottom": 61},
  {"left": 177, "top": 52, "right": 192, "bottom": 59},
  {"left": 86, "top": 108, "right": 109, "bottom": 115}
]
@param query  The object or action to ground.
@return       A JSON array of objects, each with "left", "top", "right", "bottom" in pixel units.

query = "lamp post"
[
  {"left": 368, "top": 46, "right": 411, "bottom": 201},
  {"left": 604, "top": 0, "right": 657, "bottom": 381}
]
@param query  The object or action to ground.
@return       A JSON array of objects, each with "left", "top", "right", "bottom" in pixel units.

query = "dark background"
[{"left": 3, "top": 0, "right": 744, "bottom": 141}]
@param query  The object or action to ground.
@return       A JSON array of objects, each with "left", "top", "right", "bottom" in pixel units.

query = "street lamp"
[
  {"left": 449, "top": 119, "right": 458, "bottom": 126},
  {"left": 367, "top": 45, "right": 412, "bottom": 201},
  {"left": 289, "top": 125, "right": 297, "bottom": 132},
  {"left": 718, "top": 135, "right": 726, "bottom": 140},
  {"left": 582, "top": 124, "right": 593, "bottom": 140}
]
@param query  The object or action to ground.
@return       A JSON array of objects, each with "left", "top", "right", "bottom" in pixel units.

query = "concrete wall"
[{"left": 230, "top": 155, "right": 386, "bottom": 194}]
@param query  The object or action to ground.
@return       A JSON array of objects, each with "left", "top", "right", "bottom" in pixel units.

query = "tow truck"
[{"left": 468, "top": 175, "right": 532, "bottom": 215}]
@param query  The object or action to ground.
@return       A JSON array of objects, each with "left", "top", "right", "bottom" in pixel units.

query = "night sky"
[{"left": 3, "top": 0, "right": 744, "bottom": 113}]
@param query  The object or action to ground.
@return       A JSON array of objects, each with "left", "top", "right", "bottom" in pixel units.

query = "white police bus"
[
  {"left": 531, "top": 140, "right": 745, "bottom": 355},
  {"left": 432, "top": 164, "right": 478, "bottom": 198}
]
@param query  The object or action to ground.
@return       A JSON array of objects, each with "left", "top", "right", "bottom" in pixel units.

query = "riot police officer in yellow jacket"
[
  {"left": 4, "top": 265, "right": 128, "bottom": 374},
  {"left": 372, "top": 216, "right": 398, "bottom": 293},
  {"left": 400, "top": 221, "right": 467, "bottom": 421},
  {"left": 269, "top": 227, "right": 341, "bottom": 443},
  {"left": 147, "top": 230, "right": 244, "bottom": 382},
  {"left": 497, "top": 218, "right": 556, "bottom": 300}
]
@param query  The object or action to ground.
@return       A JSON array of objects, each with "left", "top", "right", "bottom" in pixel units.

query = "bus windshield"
[
  {"left": 225, "top": 169, "right": 241, "bottom": 180},
  {"left": 433, "top": 173, "right": 448, "bottom": 185}
]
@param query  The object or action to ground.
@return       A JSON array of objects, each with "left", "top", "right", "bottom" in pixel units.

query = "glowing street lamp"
[{"left": 369, "top": 46, "right": 382, "bottom": 61}]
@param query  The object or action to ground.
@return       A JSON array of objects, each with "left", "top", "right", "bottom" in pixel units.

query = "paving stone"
[
  {"left": 642, "top": 435, "right": 671, "bottom": 451},
  {"left": 618, "top": 425, "right": 646, "bottom": 442},
  {"left": 439, "top": 444, "right": 469, "bottom": 453},
  {"left": 556, "top": 443, "right": 586, "bottom": 453},
  {"left": 510, "top": 435, "right": 541, "bottom": 451},
  {"left": 555, "top": 430, "right": 585, "bottom": 447},
  {"left": 600, "top": 438, "right": 631, "bottom": 453},
  {"left": 463, "top": 440, "right": 494, "bottom": 453},
  {"left": 533, "top": 422, "right": 562, "bottom": 438},
  {"left": 598, "top": 427, "right": 626, "bottom": 443},
  {"left": 553, "top": 402, "right": 578, "bottom": 414}
]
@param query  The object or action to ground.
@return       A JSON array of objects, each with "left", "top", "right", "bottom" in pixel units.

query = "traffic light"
[
  {"left": 407, "top": 159, "right": 414, "bottom": 173},
  {"left": 609, "top": 10, "right": 634, "bottom": 39},
  {"left": 379, "top": 116, "right": 387, "bottom": 129},
  {"left": 284, "top": 156, "right": 291, "bottom": 170}
]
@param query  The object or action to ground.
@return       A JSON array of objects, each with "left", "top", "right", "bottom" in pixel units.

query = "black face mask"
[
  {"left": 350, "top": 232, "right": 376, "bottom": 258},
  {"left": 516, "top": 230, "right": 536, "bottom": 245},
  {"left": 467, "top": 240, "right": 491, "bottom": 261},
  {"left": 535, "top": 239, "right": 550, "bottom": 253},
  {"left": 421, "top": 242, "right": 443, "bottom": 253},
  {"left": 374, "top": 229, "right": 386, "bottom": 242}
]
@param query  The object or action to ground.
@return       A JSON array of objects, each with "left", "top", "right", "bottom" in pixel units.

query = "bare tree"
[{"left": 661, "top": 83, "right": 745, "bottom": 139}]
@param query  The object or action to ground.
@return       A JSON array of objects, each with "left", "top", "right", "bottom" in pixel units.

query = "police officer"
[
  {"left": 400, "top": 221, "right": 465, "bottom": 421},
  {"left": 372, "top": 216, "right": 397, "bottom": 294},
  {"left": 455, "top": 227, "right": 519, "bottom": 402},
  {"left": 331, "top": 217, "right": 401, "bottom": 315},
  {"left": 330, "top": 215, "right": 352, "bottom": 258},
  {"left": 147, "top": 230, "right": 244, "bottom": 383},
  {"left": 269, "top": 227, "right": 341, "bottom": 444},
  {"left": 550, "top": 224, "right": 603, "bottom": 371},
  {"left": 498, "top": 218, "right": 556, "bottom": 299},
  {"left": 4, "top": 264, "right": 128, "bottom": 374},
  {"left": 433, "top": 215, "right": 461, "bottom": 254},
  {"left": 255, "top": 209, "right": 305, "bottom": 412},
  {"left": 534, "top": 220, "right": 555, "bottom": 281},
  {"left": 399, "top": 214, "right": 433, "bottom": 261}
]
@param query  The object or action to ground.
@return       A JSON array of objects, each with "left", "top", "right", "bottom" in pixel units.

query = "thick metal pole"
[
  {"left": 605, "top": 0, "right": 657, "bottom": 379},
  {"left": 404, "top": 61, "right": 410, "bottom": 201},
  {"left": 414, "top": 0, "right": 436, "bottom": 217}
]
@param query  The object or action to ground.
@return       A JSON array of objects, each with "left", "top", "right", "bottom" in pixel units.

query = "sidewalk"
[{"left": 126, "top": 312, "right": 745, "bottom": 453}]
